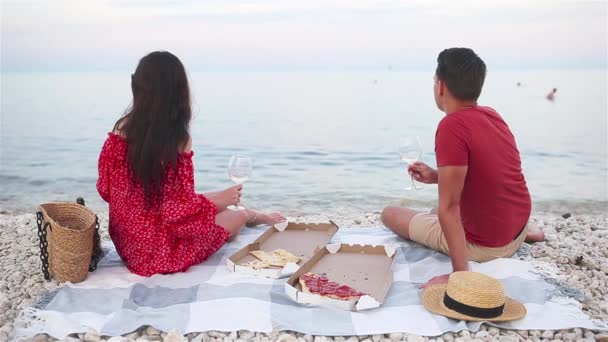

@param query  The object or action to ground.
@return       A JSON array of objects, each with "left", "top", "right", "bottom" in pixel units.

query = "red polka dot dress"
[{"left": 96, "top": 133, "right": 230, "bottom": 276}]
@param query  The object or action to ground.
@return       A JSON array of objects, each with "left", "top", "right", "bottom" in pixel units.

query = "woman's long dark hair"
[{"left": 114, "top": 51, "right": 191, "bottom": 197}]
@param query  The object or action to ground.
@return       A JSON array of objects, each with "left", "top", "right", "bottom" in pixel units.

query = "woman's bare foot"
[
  {"left": 246, "top": 211, "right": 286, "bottom": 227},
  {"left": 525, "top": 223, "right": 545, "bottom": 243}
]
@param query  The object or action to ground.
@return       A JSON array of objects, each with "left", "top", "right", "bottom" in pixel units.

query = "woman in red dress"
[{"left": 97, "top": 51, "right": 285, "bottom": 276}]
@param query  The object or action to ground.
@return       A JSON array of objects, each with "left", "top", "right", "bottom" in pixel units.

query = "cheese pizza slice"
[
  {"left": 249, "top": 249, "right": 301, "bottom": 267},
  {"left": 243, "top": 260, "right": 270, "bottom": 270}
]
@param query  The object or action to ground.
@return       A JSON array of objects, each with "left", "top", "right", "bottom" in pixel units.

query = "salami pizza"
[{"left": 299, "top": 272, "right": 367, "bottom": 300}]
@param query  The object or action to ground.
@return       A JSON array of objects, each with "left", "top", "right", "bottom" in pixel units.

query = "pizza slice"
[
  {"left": 272, "top": 249, "right": 301, "bottom": 264},
  {"left": 249, "top": 249, "right": 301, "bottom": 267},
  {"left": 298, "top": 272, "right": 367, "bottom": 301},
  {"left": 243, "top": 260, "right": 270, "bottom": 270}
]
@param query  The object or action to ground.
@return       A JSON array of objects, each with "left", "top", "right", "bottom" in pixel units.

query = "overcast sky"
[{"left": 1, "top": 0, "right": 606, "bottom": 71}]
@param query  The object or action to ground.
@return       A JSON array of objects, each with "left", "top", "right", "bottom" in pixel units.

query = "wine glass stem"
[{"left": 410, "top": 174, "right": 415, "bottom": 190}]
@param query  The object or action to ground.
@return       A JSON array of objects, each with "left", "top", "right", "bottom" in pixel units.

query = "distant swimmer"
[
  {"left": 516, "top": 82, "right": 521, "bottom": 87},
  {"left": 546, "top": 88, "right": 557, "bottom": 101}
]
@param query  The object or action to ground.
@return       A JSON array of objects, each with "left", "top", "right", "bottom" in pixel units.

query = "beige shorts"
[{"left": 408, "top": 213, "right": 528, "bottom": 262}]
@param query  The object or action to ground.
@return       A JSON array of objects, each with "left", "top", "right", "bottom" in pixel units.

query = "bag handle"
[
  {"left": 89, "top": 216, "right": 102, "bottom": 271},
  {"left": 36, "top": 211, "right": 51, "bottom": 281},
  {"left": 78, "top": 197, "right": 103, "bottom": 272}
]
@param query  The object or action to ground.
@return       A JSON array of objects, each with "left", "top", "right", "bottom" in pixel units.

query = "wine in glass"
[
  {"left": 227, "top": 155, "right": 252, "bottom": 210},
  {"left": 398, "top": 136, "right": 423, "bottom": 190}
]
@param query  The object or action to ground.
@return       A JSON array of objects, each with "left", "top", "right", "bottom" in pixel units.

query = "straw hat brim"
[{"left": 421, "top": 284, "right": 527, "bottom": 322}]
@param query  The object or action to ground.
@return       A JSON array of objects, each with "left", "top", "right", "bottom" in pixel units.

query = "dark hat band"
[{"left": 443, "top": 292, "right": 505, "bottom": 319}]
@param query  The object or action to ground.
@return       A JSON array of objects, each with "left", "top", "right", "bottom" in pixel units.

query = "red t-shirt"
[{"left": 435, "top": 106, "right": 531, "bottom": 247}]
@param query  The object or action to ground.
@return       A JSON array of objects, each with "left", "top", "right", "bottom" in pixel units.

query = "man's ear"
[{"left": 438, "top": 79, "right": 445, "bottom": 97}]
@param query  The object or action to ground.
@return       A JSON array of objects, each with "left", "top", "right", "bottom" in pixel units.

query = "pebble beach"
[{"left": 0, "top": 208, "right": 607, "bottom": 342}]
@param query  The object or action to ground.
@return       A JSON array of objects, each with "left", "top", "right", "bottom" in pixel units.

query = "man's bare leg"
[{"left": 380, "top": 206, "right": 422, "bottom": 239}]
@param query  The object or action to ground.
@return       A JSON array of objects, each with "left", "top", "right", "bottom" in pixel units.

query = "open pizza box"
[
  {"left": 226, "top": 221, "right": 339, "bottom": 278},
  {"left": 285, "top": 243, "right": 397, "bottom": 311}
]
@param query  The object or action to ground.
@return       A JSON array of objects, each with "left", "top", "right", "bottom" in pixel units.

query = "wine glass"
[
  {"left": 398, "top": 136, "right": 423, "bottom": 190},
  {"left": 227, "top": 155, "right": 252, "bottom": 211}
]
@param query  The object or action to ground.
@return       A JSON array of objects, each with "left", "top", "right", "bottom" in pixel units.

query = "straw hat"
[{"left": 421, "top": 271, "right": 526, "bottom": 322}]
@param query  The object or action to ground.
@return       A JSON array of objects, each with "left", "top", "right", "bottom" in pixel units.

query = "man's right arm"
[{"left": 409, "top": 161, "right": 438, "bottom": 184}]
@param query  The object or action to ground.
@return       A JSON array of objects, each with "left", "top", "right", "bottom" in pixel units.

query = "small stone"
[
  {"left": 106, "top": 337, "right": 127, "bottom": 342},
  {"left": 135, "top": 337, "right": 155, "bottom": 342},
  {"left": 488, "top": 327, "right": 500, "bottom": 336},
  {"left": 124, "top": 331, "right": 139, "bottom": 339},
  {"left": 303, "top": 335, "right": 313, "bottom": 342},
  {"left": 190, "top": 333, "right": 207, "bottom": 342},
  {"left": 441, "top": 334, "right": 454, "bottom": 342},
  {"left": 164, "top": 329, "right": 187, "bottom": 342},
  {"left": 334, "top": 338, "right": 345, "bottom": 342},
  {"left": 517, "top": 330, "right": 528, "bottom": 337},
  {"left": 453, "top": 338, "right": 464, "bottom": 342},
  {"left": 540, "top": 331, "right": 553, "bottom": 339},
  {"left": 84, "top": 330, "right": 101, "bottom": 342},
  {"left": 361, "top": 339, "right": 372, "bottom": 342},
  {"left": 595, "top": 334, "right": 608, "bottom": 342},
  {"left": 145, "top": 326, "right": 161, "bottom": 336},
  {"left": 389, "top": 333, "right": 403, "bottom": 341},
  {"left": 64, "top": 337, "right": 81, "bottom": 342},
  {"left": 372, "top": 335, "right": 383, "bottom": 342},
  {"left": 406, "top": 334, "right": 425, "bottom": 342},
  {"left": 498, "top": 337, "right": 517, "bottom": 342},
  {"left": 459, "top": 331, "right": 471, "bottom": 339},
  {"left": 345, "top": 338, "right": 359, "bottom": 342},
  {"left": 563, "top": 333, "right": 576, "bottom": 341},
  {"left": 240, "top": 332, "right": 255, "bottom": 340},
  {"left": 475, "top": 331, "right": 489, "bottom": 339},
  {"left": 583, "top": 331, "right": 594, "bottom": 339},
  {"left": 31, "top": 334, "right": 50, "bottom": 342},
  {"left": 314, "top": 336, "right": 329, "bottom": 342},
  {"left": 0, "top": 293, "right": 9, "bottom": 311}
]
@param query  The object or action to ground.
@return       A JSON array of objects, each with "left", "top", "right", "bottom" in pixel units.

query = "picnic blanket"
[{"left": 14, "top": 225, "right": 607, "bottom": 340}]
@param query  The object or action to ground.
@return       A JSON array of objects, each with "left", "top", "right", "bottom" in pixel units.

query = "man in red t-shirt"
[{"left": 381, "top": 48, "right": 545, "bottom": 288}]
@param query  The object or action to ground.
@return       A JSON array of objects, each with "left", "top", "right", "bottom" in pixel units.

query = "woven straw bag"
[{"left": 35, "top": 199, "right": 102, "bottom": 283}]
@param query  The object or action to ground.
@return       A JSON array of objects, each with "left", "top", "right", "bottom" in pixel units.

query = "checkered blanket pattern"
[{"left": 14, "top": 225, "right": 606, "bottom": 340}]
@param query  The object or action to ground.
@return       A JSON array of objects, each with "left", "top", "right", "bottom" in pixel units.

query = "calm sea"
[{"left": 1, "top": 69, "right": 606, "bottom": 216}]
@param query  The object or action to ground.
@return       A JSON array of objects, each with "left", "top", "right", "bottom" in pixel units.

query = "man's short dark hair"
[{"left": 435, "top": 48, "right": 486, "bottom": 101}]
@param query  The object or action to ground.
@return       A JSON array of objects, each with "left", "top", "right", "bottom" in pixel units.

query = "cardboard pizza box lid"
[
  {"left": 285, "top": 243, "right": 397, "bottom": 311},
  {"left": 227, "top": 221, "right": 339, "bottom": 278}
]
